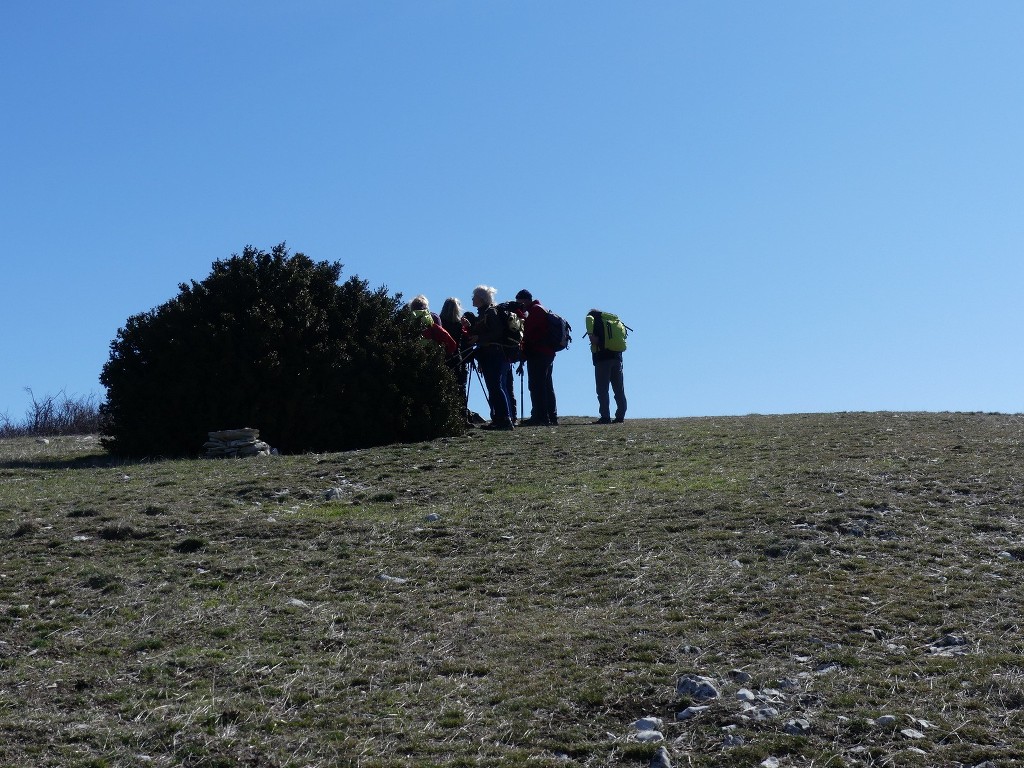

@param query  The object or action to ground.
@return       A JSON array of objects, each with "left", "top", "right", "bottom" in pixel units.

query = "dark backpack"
[{"left": 545, "top": 310, "right": 572, "bottom": 352}]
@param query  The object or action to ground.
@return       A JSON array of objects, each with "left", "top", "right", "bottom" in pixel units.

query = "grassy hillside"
[{"left": 2, "top": 413, "right": 1023, "bottom": 767}]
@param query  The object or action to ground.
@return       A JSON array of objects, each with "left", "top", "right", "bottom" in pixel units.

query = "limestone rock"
[
  {"left": 204, "top": 427, "right": 272, "bottom": 458},
  {"left": 676, "top": 674, "right": 720, "bottom": 701}
]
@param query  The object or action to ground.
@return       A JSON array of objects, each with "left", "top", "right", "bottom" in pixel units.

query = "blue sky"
[{"left": 3, "top": 1, "right": 1022, "bottom": 424}]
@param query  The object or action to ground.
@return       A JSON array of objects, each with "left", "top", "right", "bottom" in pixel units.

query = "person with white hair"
[
  {"left": 469, "top": 285, "right": 515, "bottom": 430},
  {"left": 409, "top": 294, "right": 441, "bottom": 325}
]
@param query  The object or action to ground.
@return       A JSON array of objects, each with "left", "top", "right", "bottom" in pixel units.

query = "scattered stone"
[
  {"left": 760, "top": 757, "right": 781, "bottom": 768},
  {"left": 36, "top": 438, "right": 50, "bottom": 445},
  {"left": 633, "top": 717, "right": 663, "bottom": 732},
  {"left": 900, "top": 728, "right": 926, "bottom": 739},
  {"left": 632, "top": 730, "right": 664, "bottom": 743},
  {"left": 784, "top": 718, "right": 812, "bottom": 735},
  {"left": 723, "top": 732, "right": 745, "bottom": 747},
  {"left": 906, "top": 746, "right": 927, "bottom": 755},
  {"left": 814, "top": 661, "right": 843, "bottom": 675},
  {"left": 775, "top": 678, "right": 800, "bottom": 692},
  {"left": 205, "top": 428, "right": 271, "bottom": 458},
  {"left": 679, "top": 644, "right": 702, "bottom": 654},
  {"left": 676, "top": 674, "right": 719, "bottom": 701},
  {"left": 325, "top": 488, "right": 346, "bottom": 501},
  {"left": 287, "top": 598, "right": 310, "bottom": 609},
  {"left": 736, "top": 688, "right": 757, "bottom": 702},
  {"left": 930, "top": 633, "right": 969, "bottom": 656},
  {"left": 729, "top": 669, "right": 751, "bottom": 683},
  {"left": 425, "top": 513, "right": 442, "bottom": 522},
  {"left": 676, "top": 705, "right": 710, "bottom": 721},
  {"left": 876, "top": 715, "right": 898, "bottom": 727},
  {"left": 738, "top": 701, "right": 777, "bottom": 722},
  {"left": 377, "top": 574, "right": 407, "bottom": 584},
  {"left": 650, "top": 746, "right": 672, "bottom": 768}
]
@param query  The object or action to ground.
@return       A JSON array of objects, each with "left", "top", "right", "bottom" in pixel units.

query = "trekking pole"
[
  {"left": 519, "top": 366, "right": 524, "bottom": 421},
  {"left": 473, "top": 361, "right": 491, "bottom": 410}
]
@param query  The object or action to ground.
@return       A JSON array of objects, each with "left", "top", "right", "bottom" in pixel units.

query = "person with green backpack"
[{"left": 585, "top": 309, "right": 628, "bottom": 424}]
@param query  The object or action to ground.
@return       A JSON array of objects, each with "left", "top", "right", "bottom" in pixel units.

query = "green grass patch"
[{"left": 3, "top": 414, "right": 1024, "bottom": 766}]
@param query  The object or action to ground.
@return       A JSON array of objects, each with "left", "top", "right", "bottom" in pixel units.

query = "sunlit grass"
[{"left": 2, "top": 413, "right": 1024, "bottom": 766}]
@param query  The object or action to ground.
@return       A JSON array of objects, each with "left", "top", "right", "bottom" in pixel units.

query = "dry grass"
[{"left": 2, "top": 413, "right": 1023, "bottom": 767}]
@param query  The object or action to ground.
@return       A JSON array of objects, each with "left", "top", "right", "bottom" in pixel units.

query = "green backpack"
[
  {"left": 495, "top": 301, "right": 525, "bottom": 356},
  {"left": 592, "top": 311, "right": 629, "bottom": 352}
]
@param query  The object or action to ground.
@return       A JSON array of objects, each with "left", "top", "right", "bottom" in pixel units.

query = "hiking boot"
[
  {"left": 613, "top": 417, "right": 625, "bottom": 423},
  {"left": 482, "top": 422, "right": 515, "bottom": 431},
  {"left": 521, "top": 418, "right": 548, "bottom": 426},
  {"left": 592, "top": 418, "right": 612, "bottom": 425}
]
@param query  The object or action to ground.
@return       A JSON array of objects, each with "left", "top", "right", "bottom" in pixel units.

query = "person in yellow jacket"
[{"left": 585, "top": 309, "right": 627, "bottom": 424}]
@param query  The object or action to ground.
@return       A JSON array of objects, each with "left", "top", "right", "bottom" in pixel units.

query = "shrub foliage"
[
  {"left": 100, "top": 244, "right": 464, "bottom": 456},
  {"left": 0, "top": 389, "right": 101, "bottom": 437}
]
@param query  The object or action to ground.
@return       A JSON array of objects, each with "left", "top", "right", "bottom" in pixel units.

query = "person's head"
[
  {"left": 472, "top": 285, "right": 496, "bottom": 309},
  {"left": 440, "top": 297, "right": 463, "bottom": 326},
  {"left": 409, "top": 294, "right": 429, "bottom": 311},
  {"left": 515, "top": 289, "right": 533, "bottom": 309}
]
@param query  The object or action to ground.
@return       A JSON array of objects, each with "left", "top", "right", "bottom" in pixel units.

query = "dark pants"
[
  {"left": 594, "top": 357, "right": 626, "bottom": 421},
  {"left": 526, "top": 354, "right": 557, "bottom": 423},
  {"left": 477, "top": 346, "right": 514, "bottom": 425},
  {"left": 504, "top": 363, "right": 518, "bottom": 422}
]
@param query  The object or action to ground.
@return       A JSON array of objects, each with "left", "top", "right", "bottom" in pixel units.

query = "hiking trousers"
[
  {"left": 477, "top": 346, "right": 514, "bottom": 426},
  {"left": 526, "top": 354, "right": 557, "bottom": 423},
  {"left": 594, "top": 357, "right": 626, "bottom": 422}
]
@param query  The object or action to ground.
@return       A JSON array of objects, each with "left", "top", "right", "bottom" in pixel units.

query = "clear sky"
[{"left": 3, "top": 1, "right": 1022, "bottom": 424}]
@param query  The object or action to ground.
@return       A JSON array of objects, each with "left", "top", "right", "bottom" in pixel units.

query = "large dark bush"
[{"left": 100, "top": 244, "right": 464, "bottom": 456}]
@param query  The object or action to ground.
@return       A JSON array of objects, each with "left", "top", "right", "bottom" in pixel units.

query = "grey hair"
[
  {"left": 409, "top": 294, "right": 429, "bottom": 311},
  {"left": 472, "top": 285, "right": 496, "bottom": 303},
  {"left": 440, "top": 297, "right": 463, "bottom": 327}
]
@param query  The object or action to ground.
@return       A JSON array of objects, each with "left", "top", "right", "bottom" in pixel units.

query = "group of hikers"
[{"left": 409, "top": 286, "right": 629, "bottom": 431}]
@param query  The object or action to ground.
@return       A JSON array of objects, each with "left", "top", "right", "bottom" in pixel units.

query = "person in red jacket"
[
  {"left": 409, "top": 295, "right": 457, "bottom": 356},
  {"left": 515, "top": 289, "right": 558, "bottom": 426}
]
